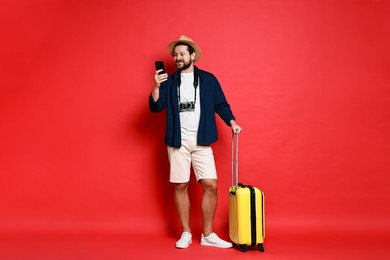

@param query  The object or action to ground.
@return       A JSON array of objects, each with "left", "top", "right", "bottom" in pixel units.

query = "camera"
[{"left": 179, "top": 101, "right": 195, "bottom": 112}]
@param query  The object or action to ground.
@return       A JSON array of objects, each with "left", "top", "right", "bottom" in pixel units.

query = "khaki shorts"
[{"left": 167, "top": 139, "right": 217, "bottom": 183}]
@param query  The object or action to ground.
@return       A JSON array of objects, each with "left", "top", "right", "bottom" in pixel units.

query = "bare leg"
[
  {"left": 199, "top": 179, "right": 218, "bottom": 237},
  {"left": 174, "top": 182, "right": 191, "bottom": 233}
]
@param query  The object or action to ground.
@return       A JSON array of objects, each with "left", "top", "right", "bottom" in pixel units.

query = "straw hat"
[{"left": 168, "top": 35, "right": 202, "bottom": 62}]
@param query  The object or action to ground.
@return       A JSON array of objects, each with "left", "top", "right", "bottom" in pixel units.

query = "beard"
[{"left": 175, "top": 59, "right": 192, "bottom": 71}]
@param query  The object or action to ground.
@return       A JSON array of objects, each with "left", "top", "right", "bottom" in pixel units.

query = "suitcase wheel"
[
  {"left": 258, "top": 244, "right": 264, "bottom": 252},
  {"left": 239, "top": 245, "right": 248, "bottom": 252}
]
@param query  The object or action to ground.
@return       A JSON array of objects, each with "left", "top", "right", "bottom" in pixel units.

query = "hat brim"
[{"left": 168, "top": 40, "right": 202, "bottom": 62}]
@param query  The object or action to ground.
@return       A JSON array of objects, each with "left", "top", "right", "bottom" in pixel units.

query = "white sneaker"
[
  {"left": 176, "top": 231, "right": 192, "bottom": 249},
  {"left": 200, "top": 232, "right": 233, "bottom": 248}
]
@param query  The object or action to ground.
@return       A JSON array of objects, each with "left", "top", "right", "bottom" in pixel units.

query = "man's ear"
[{"left": 191, "top": 52, "right": 196, "bottom": 62}]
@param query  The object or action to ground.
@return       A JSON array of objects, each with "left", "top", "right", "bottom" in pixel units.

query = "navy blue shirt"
[{"left": 149, "top": 66, "right": 235, "bottom": 147}]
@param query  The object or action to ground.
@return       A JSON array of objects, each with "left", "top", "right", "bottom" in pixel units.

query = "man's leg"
[
  {"left": 199, "top": 178, "right": 233, "bottom": 248},
  {"left": 167, "top": 142, "right": 193, "bottom": 248},
  {"left": 199, "top": 179, "right": 218, "bottom": 237},
  {"left": 174, "top": 182, "right": 191, "bottom": 233},
  {"left": 174, "top": 182, "right": 192, "bottom": 248}
]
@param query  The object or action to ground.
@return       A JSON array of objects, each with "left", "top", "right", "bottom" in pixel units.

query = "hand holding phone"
[{"left": 154, "top": 61, "right": 168, "bottom": 90}]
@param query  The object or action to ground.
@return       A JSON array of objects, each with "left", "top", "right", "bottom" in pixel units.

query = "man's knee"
[
  {"left": 175, "top": 183, "right": 189, "bottom": 193},
  {"left": 200, "top": 179, "right": 218, "bottom": 192}
]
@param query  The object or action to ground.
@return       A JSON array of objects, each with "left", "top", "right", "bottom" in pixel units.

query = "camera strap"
[{"left": 177, "top": 70, "right": 199, "bottom": 105}]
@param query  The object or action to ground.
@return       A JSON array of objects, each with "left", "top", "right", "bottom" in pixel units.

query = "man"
[{"left": 149, "top": 35, "right": 242, "bottom": 249}]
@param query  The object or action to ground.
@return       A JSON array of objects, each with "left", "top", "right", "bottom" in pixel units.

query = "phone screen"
[{"left": 155, "top": 61, "right": 165, "bottom": 75}]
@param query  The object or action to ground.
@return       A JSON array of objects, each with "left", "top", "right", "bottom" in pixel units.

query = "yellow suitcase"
[{"left": 229, "top": 133, "right": 265, "bottom": 252}]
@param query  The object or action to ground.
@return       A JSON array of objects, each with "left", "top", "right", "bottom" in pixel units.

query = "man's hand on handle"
[{"left": 230, "top": 120, "right": 242, "bottom": 134}]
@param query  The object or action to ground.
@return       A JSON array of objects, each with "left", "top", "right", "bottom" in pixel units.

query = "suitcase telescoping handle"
[{"left": 232, "top": 130, "right": 239, "bottom": 192}]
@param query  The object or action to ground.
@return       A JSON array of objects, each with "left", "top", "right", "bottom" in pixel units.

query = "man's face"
[{"left": 173, "top": 45, "right": 195, "bottom": 71}]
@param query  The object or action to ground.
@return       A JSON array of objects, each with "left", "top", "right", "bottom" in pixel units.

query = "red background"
[{"left": 1, "top": 0, "right": 390, "bottom": 259}]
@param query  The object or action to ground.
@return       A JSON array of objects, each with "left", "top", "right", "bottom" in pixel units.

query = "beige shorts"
[{"left": 167, "top": 139, "right": 217, "bottom": 183}]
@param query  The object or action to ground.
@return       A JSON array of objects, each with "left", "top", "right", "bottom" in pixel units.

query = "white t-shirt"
[{"left": 179, "top": 72, "right": 201, "bottom": 141}]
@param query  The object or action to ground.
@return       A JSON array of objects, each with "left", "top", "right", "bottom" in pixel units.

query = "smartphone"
[{"left": 155, "top": 61, "right": 165, "bottom": 75}]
